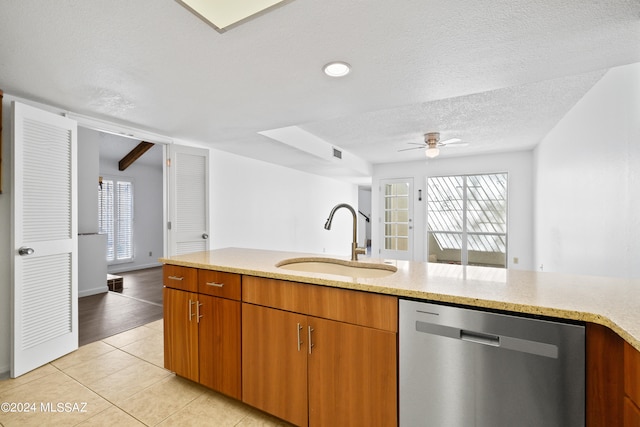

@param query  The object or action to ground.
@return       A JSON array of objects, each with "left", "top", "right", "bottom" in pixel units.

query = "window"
[
  {"left": 427, "top": 173, "right": 507, "bottom": 267},
  {"left": 99, "top": 179, "right": 134, "bottom": 263}
]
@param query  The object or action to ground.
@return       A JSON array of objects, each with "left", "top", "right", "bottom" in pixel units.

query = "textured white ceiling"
[{"left": 0, "top": 0, "right": 638, "bottom": 180}]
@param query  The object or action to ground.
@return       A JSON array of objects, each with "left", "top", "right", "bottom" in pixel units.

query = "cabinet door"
[
  {"left": 625, "top": 342, "right": 640, "bottom": 406},
  {"left": 199, "top": 294, "right": 241, "bottom": 399},
  {"left": 242, "top": 304, "right": 308, "bottom": 427},
  {"left": 586, "top": 323, "right": 624, "bottom": 426},
  {"left": 308, "top": 317, "right": 398, "bottom": 427},
  {"left": 624, "top": 396, "right": 640, "bottom": 427},
  {"left": 163, "top": 288, "right": 199, "bottom": 382}
]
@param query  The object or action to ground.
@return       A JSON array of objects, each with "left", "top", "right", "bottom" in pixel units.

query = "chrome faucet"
[{"left": 324, "top": 203, "right": 366, "bottom": 261}]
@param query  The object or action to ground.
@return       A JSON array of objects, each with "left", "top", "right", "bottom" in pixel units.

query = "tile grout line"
[{"left": 68, "top": 328, "right": 170, "bottom": 426}]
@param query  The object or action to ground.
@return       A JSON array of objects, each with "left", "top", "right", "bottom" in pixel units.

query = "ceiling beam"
[{"left": 119, "top": 141, "right": 154, "bottom": 171}]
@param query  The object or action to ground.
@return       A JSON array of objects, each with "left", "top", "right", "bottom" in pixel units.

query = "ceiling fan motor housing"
[{"left": 425, "top": 132, "right": 440, "bottom": 148}]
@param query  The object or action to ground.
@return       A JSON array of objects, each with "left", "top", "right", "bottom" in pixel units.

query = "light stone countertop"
[{"left": 160, "top": 247, "right": 640, "bottom": 352}]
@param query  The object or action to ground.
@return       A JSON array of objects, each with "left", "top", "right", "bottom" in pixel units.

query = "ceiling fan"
[{"left": 399, "top": 132, "right": 468, "bottom": 158}]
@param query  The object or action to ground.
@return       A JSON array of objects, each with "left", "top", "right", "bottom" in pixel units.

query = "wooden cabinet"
[
  {"left": 586, "top": 323, "right": 640, "bottom": 427},
  {"left": 198, "top": 293, "right": 241, "bottom": 398},
  {"left": 307, "top": 316, "right": 397, "bottom": 427},
  {"left": 624, "top": 397, "right": 640, "bottom": 427},
  {"left": 625, "top": 341, "right": 640, "bottom": 427},
  {"left": 242, "top": 303, "right": 309, "bottom": 427},
  {"left": 242, "top": 276, "right": 398, "bottom": 427},
  {"left": 163, "top": 265, "right": 241, "bottom": 399},
  {"left": 163, "top": 287, "right": 199, "bottom": 381}
]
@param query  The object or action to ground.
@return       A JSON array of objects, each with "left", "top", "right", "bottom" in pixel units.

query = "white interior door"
[
  {"left": 11, "top": 102, "right": 78, "bottom": 377},
  {"left": 379, "top": 178, "right": 414, "bottom": 260},
  {"left": 167, "top": 144, "right": 209, "bottom": 255}
]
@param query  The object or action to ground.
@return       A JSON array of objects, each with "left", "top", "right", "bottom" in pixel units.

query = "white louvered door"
[
  {"left": 167, "top": 145, "right": 209, "bottom": 256},
  {"left": 12, "top": 102, "right": 78, "bottom": 377}
]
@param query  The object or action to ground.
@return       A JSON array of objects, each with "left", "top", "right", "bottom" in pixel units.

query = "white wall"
[
  {"left": 99, "top": 133, "right": 164, "bottom": 273},
  {"left": 534, "top": 63, "right": 640, "bottom": 278},
  {"left": 77, "top": 127, "right": 108, "bottom": 297},
  {"left": 77, "top": 127, "right": 100, "bottom": 234},
  {"left": 358, "top": 187, "right": 372, "bottom": 250},
  {"left": 209, "top": 149, "right": 359, "bottom": 258},
  {"left": 373, "top": 150, "right": 534, "bottom": 269}
]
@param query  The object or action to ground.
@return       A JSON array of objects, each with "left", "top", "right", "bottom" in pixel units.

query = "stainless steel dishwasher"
[{"left": 399, "top": 299, "right": 585, "bottom": 427}]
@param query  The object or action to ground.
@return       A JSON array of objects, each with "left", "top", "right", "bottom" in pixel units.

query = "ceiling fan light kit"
[{"left": 425, "top": 146, "right": 440, "bottom": 158}]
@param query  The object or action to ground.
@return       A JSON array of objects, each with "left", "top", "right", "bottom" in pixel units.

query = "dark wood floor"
[{"left": 78, "top": 267, "right": 163, "bottom": 346}]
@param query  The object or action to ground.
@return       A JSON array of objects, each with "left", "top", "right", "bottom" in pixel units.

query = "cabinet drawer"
[
  {"left": 163, "top": 265, "right": 198, "bottom": 292},
  {"left": 242, "top": 276, "right": 397, "bottom": 332},
  {"left": 198, "top": 270, "right": 241, "bottom": 300},
  {"left": 625, "top": 342, "right": 640, "bottom": 406}
]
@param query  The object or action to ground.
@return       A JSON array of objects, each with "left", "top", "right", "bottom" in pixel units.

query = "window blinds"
[{"left": 99, "top": 179, "right": 133, "bottom": 262}]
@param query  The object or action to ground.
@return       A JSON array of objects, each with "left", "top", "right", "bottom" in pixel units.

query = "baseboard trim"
[
  {"left": 108, "top": 262, "right": 162, "bottom": 275},
  {"left": 78, "top": 286, "right": 108, "bottom": 298}
]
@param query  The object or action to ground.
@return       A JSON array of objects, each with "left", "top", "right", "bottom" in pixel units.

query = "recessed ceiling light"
[{"left": 323, "top": 61, "right": 351, "bottom": 77}]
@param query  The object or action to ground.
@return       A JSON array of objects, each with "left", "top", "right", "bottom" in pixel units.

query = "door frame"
[{"left": 65, "top": 112, "right": 177, "bottom": 258}]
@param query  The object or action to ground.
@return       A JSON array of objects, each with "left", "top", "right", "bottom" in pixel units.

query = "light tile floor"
[{"left": 0, "top": 320, "right": 292, "bottom": 426}]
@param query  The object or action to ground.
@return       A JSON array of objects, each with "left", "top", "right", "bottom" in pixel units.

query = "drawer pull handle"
[
  {"left": 205, "top": 282, "right": 224, "bottom": 288},
  {"left": 168, "top": 275, "right": 184, "bottom": 281}
]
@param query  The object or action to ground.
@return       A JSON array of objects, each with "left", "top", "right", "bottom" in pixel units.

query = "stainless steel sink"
[{"left": 276, "top": 257, "right": 397, "bottom": 278}]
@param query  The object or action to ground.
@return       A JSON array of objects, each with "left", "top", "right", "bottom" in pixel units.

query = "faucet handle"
[{"left": 355, "top": 247, "right": 366, "bottom": 255}]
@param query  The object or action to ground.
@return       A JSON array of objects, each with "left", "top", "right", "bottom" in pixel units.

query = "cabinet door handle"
[
  {"left": 197, "top": 302, "right": 203, "bottom": 323},
  {"left": 308, "top": 326, "right": 314, "bottom": 354},
  {"left": 205, "top": 282, "right": 224, "bottom": 288},
  {"left": 188, "top": 299, "right": 198, "bottom": 321},
  {"left": 297, "top": 323, "right": 303, "bottom": 351},
  {"left": 168, "top": 275, "right": 184, "bottom": 281}
]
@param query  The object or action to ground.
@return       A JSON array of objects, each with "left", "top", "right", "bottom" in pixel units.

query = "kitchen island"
[
  {"left": 161, "top": 247, "right": 640, "bottom": 351},
  {"left": 160, "top": 247, "right": 640, "bottom": 426}
]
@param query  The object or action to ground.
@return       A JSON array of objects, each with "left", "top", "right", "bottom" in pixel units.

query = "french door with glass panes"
[{"left": 379, "top": 178, "right": 413, "bottom": 260}]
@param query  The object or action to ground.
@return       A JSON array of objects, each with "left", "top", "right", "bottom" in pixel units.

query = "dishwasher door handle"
[
  {"left": 460, "top": 329, "right": 500, "bottom": 346},
  {"left": 415, "top": 320, "right": 559, "bottom": 358},
  {"left": 417, "top": 321, "right": 500, "bottom": 347}
]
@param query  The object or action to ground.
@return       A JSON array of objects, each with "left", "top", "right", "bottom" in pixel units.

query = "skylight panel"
[{"left": 178, "top": 0, "right": 291, "bottom": 32}]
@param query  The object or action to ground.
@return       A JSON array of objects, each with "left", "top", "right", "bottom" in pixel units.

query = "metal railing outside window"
[{"left": 427, "top": 173, "right": 507, "bottom": 268}]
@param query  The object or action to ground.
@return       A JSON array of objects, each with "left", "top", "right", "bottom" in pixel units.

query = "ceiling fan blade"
[
  {"left": 398, "top": 146, "right": 426, "bottom": 152},
  {"left": 438, "top": 138, "right": 462, "bottom": 145},
  {"left": 441, "top": 142, "right": 469, "bottom": 148},
  {"left": 406, "top": 142, "right": 427, "bottom": 146}
]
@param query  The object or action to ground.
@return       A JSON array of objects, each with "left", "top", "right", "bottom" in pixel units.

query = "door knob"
[
  {"left": 18, "top": 247, "right": 34, "bottom": 256},
  {"left": 202, "top": 233, "right": 209, "bottom": 239}
]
